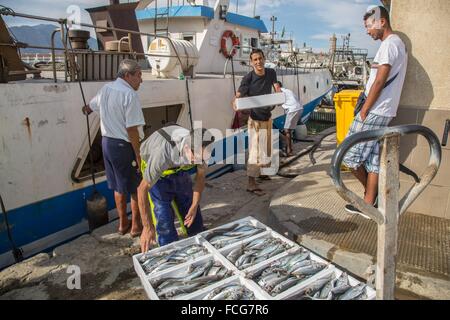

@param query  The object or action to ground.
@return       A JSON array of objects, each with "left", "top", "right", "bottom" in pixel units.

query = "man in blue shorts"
[{"left": 83, "top": 59, "right": 145, "bottom": 236}]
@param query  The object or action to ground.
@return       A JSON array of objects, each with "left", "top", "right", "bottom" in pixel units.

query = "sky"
[{"left": 1, "top": 0, "right": 382, "bottom": 57}]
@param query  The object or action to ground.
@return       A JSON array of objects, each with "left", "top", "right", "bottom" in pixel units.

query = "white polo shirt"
[
  {"left": 365, "top": 34, "right": 408, "bottom": 117},
  {"left": 281, "top": 87, "right": 303, "bottom": 113},
  {"left": 89, "top": 77, "right": 145, "bottom": 142}
]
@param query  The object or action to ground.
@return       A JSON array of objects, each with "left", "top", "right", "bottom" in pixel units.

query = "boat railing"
[
  {"left": 330, "top": 124, "right": 442, "bottom": 299},
  {"left": 0, "top": 7, "right": 185, "bottom": 83}
]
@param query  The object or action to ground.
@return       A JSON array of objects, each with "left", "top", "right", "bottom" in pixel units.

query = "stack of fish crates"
[{"left": 133, "top": 216, "right": 376, "bottom": 300}]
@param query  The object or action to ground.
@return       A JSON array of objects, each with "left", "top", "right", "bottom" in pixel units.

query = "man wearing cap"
[{"left": 137, "top": 126, "right": 215, "bottom": 252}]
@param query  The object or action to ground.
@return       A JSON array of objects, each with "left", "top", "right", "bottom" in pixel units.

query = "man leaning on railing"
[{"left": 342, "top": 6, "right": 408, "bottom": 218}]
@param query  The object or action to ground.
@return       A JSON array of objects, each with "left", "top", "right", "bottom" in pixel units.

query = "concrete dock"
[{"left": 269, "top": 135, "right": 450, "bottom": 300}]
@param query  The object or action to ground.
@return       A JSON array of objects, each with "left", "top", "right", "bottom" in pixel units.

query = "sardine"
[
  {"left": 270, "top": 277, "right": 300, "bottom": 295},
  {"left": 337, "top": 283, "right": 367, "bottom": 300},
  {"left": 319, "top": 278, "right": 335, "bottom": 299},
  {"left": 291, "top": 261, "right": 326, "bottom": 277},
  {"left": 226, "top": 246, "right": 244, "bottom": 263},
  {"left": 331, "top": 272, "right": 351, "bottom": 295}
]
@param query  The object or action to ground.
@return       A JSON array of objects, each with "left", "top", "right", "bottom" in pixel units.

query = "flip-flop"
[
  {"left": 258, "top": 175, "right": 271, "bottom": 180},
  {"left": 246, "top": 188, "right": 266, "bottom": 196}
]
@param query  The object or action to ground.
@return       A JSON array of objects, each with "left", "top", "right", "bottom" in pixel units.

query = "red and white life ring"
[{"left": 220, "top": 30, "right": 240, "bottom": 58}]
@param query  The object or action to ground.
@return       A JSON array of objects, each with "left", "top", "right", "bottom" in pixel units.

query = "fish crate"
[
  {"left": 198, "top": 216, "right": 270, "bottom": 250},
  {"left": 184, "top": 275, "right": 267, "bottom": 300},
  {"left": 278, "top": 266, "right": 375, "bottom": 300},
  {"left": 219, "top": 230, "right": 299, "bottom": 272},
  {"left": 132, "top": 235, "right": 213, "bottom": 282},
  {"left": 328, "top": 269, "right": 376, "bottom": 300},
  {"left": 133, "top": 215, "right": 377, "bottom": 300},
  {"left": 242, "top": 247, "right": 335, "bottom": 300},
  {"left": 143, "top": 254, "right": 235, "bottom": 300}
]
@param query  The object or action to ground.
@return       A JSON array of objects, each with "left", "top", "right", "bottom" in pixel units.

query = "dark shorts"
[{"left": 102, "top": 136, "right": 141, "bottom": 194}]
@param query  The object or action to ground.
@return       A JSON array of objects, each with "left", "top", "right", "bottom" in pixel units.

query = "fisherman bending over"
[{"left": 137, "top": 126, "right": 215, "bottom": 252}]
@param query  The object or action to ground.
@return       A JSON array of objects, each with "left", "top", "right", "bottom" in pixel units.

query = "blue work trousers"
[{"left": 149, "top": 171, "right": 204, "bottom": 246}]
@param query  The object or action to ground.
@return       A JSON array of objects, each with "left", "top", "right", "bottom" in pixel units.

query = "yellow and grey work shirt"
[{"left": 140, "top": 125, "right": 206, "bottom": 188}]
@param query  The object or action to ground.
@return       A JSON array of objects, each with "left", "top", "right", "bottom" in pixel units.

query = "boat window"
[
  {"left": 303, "top": 86, "right": 306, "bottom": 93},
  {"left": 182, "top": 33, "right": 195, "bottom": 45},
  {"left": 251, "top": 38, "right": 258, "bottom": 50},
  {"left": 327, "top": 79, "right": 329, "bottom": 85},
  {"left": 316, "top": 81, "right": 319, "bottom": 89},
  {"left": 241, "top": 37, "right": 251, "bottom": 56}
]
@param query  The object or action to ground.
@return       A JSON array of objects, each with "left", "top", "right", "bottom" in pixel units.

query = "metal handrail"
[
  {"left": 0, "top": 9, "right": 185, "bottom": 79},
  {"left": 331, "top": 124, "right": 441, "bottom": 221},
  {"left": 330, "top": 124, "right": 441, "bottom": 300}
]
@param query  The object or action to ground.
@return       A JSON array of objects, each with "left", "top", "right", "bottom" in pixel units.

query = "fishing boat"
[{"left": 0, "top": 0, "right": 332, "bottom": 269}]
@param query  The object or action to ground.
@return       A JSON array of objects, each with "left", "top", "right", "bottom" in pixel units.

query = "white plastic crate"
[
  {"left": 185, "top": 275, "right": 267, "bottom": 300},
  {"left": 199, "top": 216, "right": 270, "bottom": 250},
  {"left": 133, "top": 235, "right": 212, "bottom": 281},
  {"left": 144, "top": 254, "right": 234, "bottom": 300},
  {"left": 219, "top": 230, "right": 299, "bottom": 272},
  {"left": 235, "top": 92, "right": 285, "bottom": 111},
  {"left": 133, "top": 216, "right": 378, "bottom": 300},
  {"left": 275, "top": 266, "right": 375, "bottom": 300},
  {"left": 331, "top": 269, "right": 376, "bottom": 300},
  {"left": 243, "top": 247, "right": 335, "bottom": 300}
]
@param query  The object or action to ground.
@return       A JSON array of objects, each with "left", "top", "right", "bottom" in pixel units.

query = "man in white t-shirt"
[
  {"left": 343, "top": 6, "right": 408, "bottom": 218},
  {"left": 83, "top": 59, "right": 146, "bottom": 236},
  {"left": 277, "top": 81, "right": 303, "bottom": 157}
]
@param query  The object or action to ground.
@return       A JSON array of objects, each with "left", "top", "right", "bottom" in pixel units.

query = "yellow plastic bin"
[{"left": 333, "top": 89, "right": 363, "bottom": 145}]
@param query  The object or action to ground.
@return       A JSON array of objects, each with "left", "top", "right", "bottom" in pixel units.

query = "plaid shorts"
[{"left": 342, "top": 112, "right": 393, "bottom": 174}]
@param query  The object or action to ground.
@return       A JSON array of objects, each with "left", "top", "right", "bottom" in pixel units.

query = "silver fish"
[
  {"left": 291, "top": 262, "right": 326, "bottom": 277},
  {"left": 271, "top": 277, "right": 300, "bottom": 295},
  {"left": 331, "top": 272, "right": 351, "bottom": 295},
  {"left": 337, "top": 283, "right": 367, "bottom": 300},
  {"left": 226, "top": 246, "right": 244, "bottom": 263},
  {"left": 158, "top": 282, "right": 201, "bottom": 299},
  {"left": 211, "top": 286, "right": 245, "bottom": 300},
  {"left": 263, "top": 274, "right": 290, "bottom": 292},
  {"left": 319, "top": 278, "right": 335, "bottom": 299}
]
